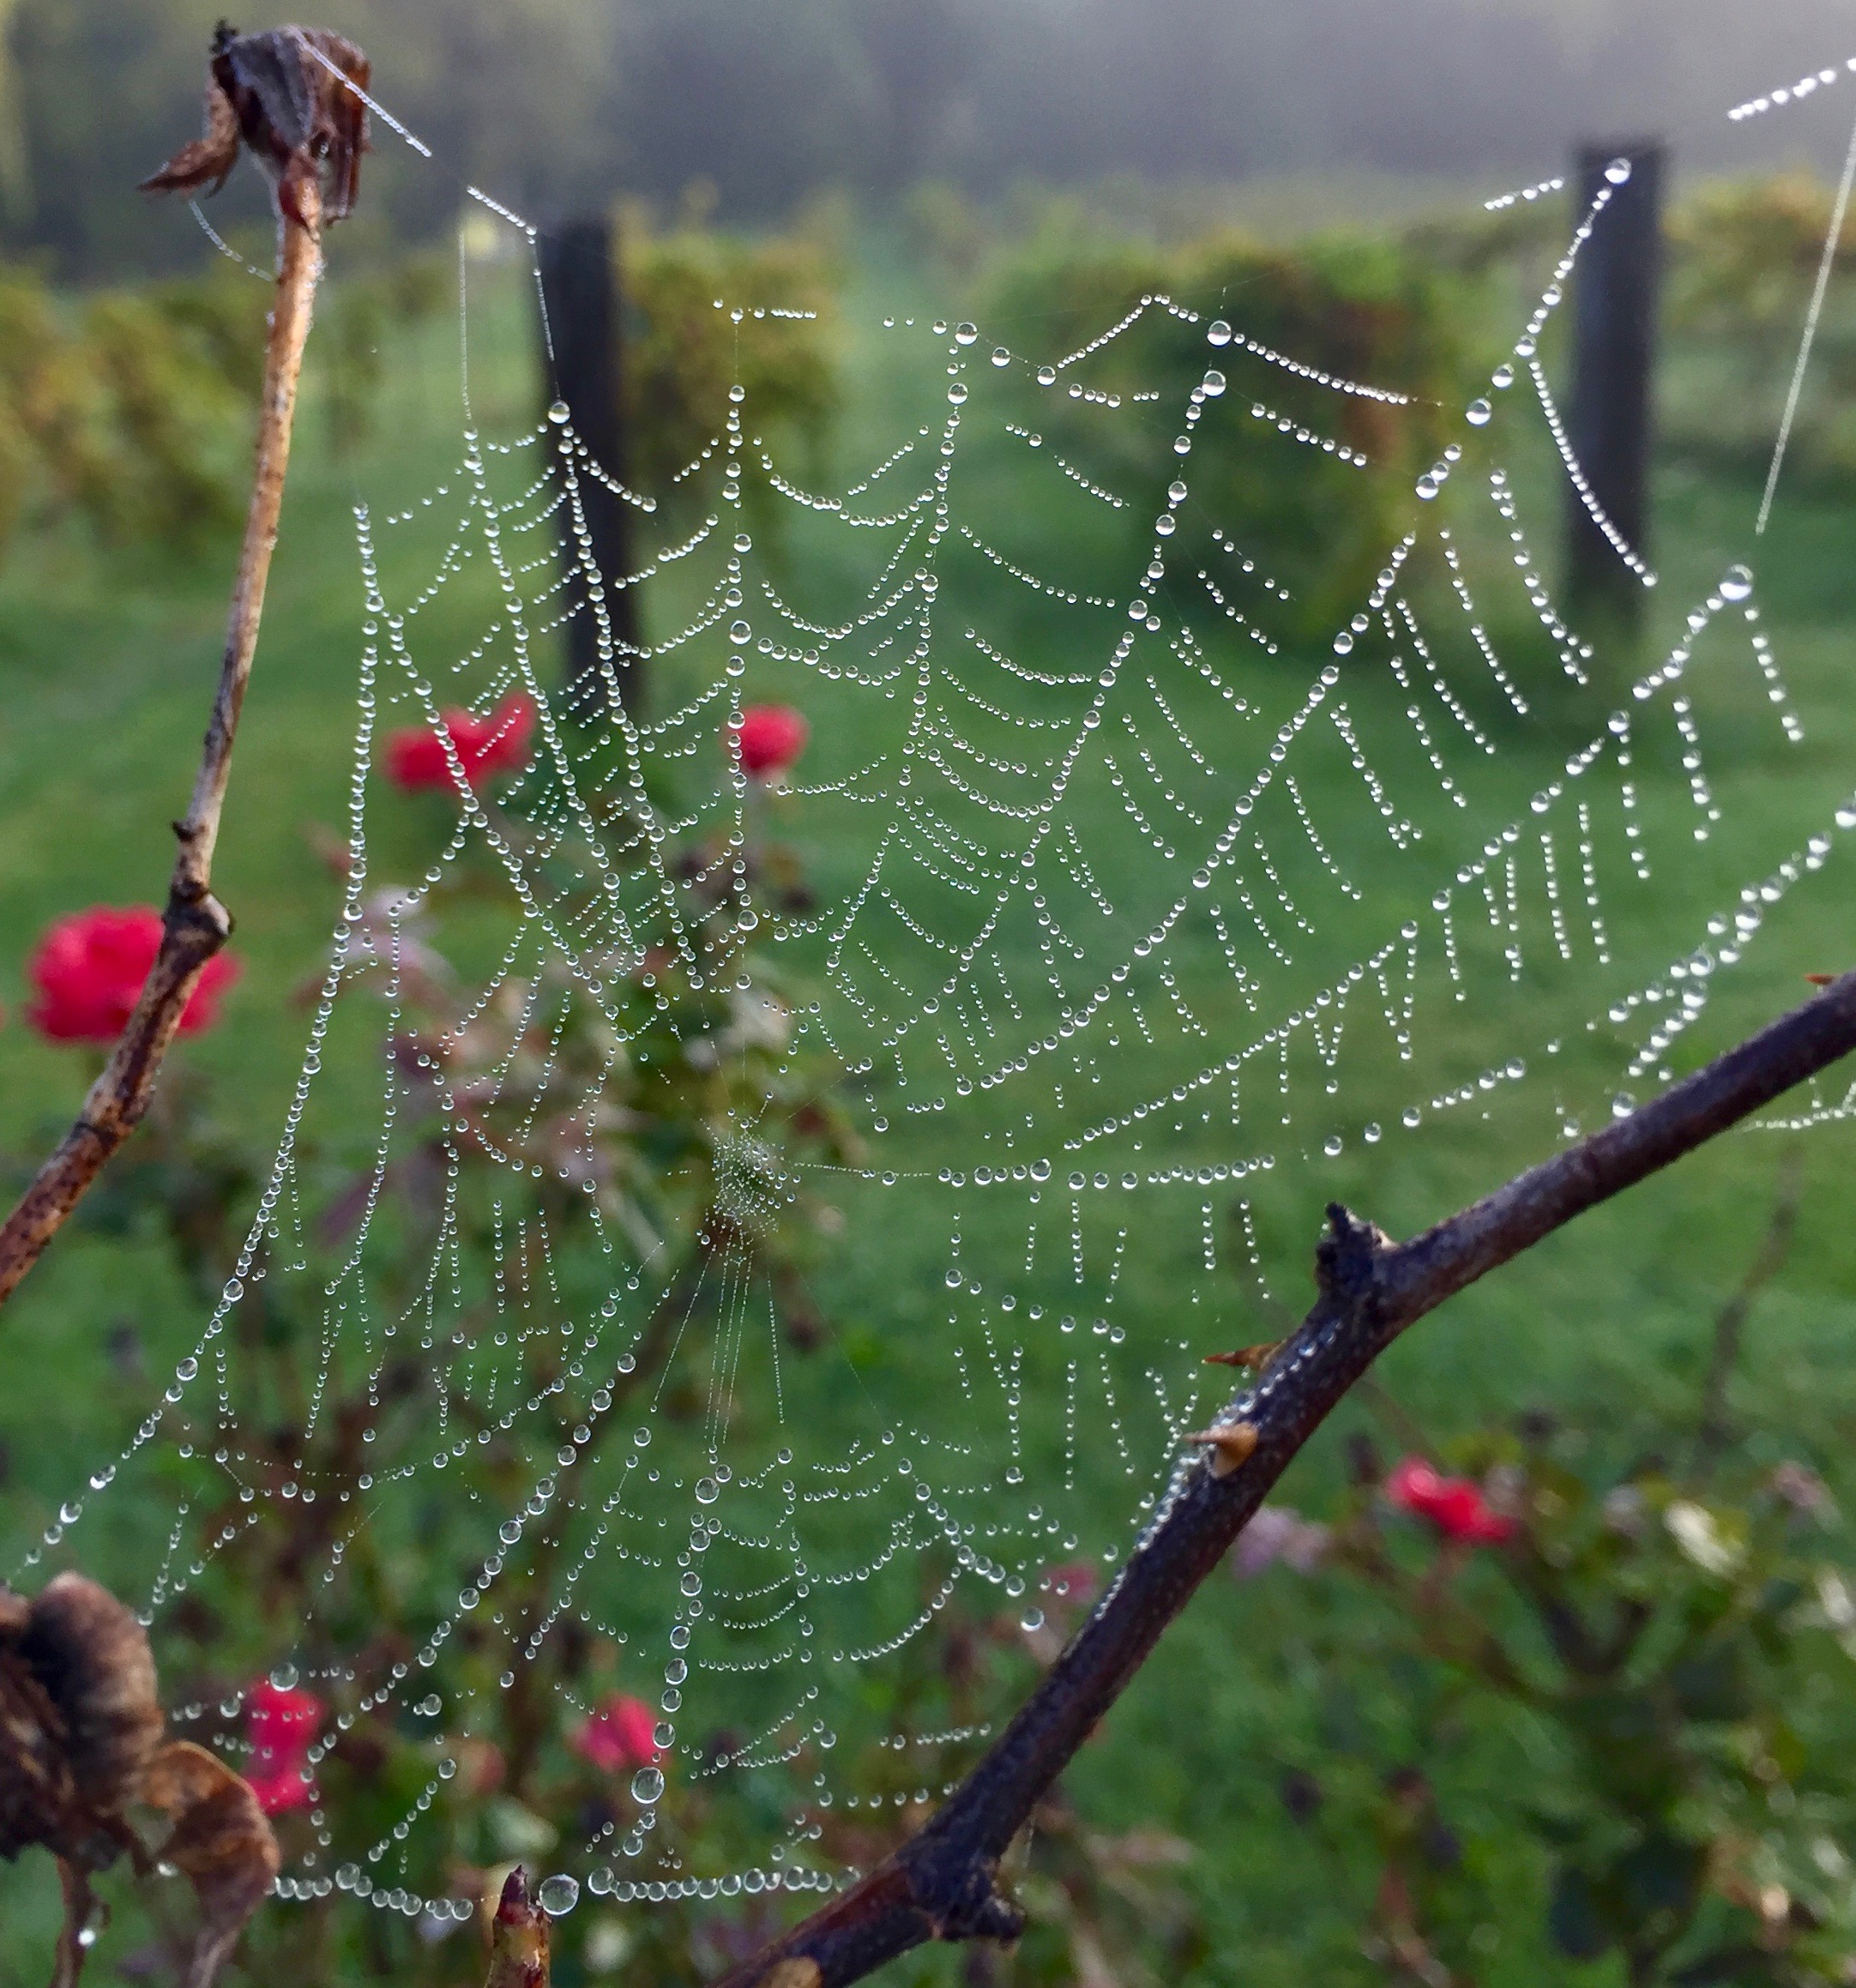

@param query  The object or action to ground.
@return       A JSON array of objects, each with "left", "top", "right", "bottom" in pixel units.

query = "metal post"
[
  {"left": 538, "top": 214, "right": 642, "bottom": 715},
  {"left": 1564, "top": 140, "right": 1664, "bottom": 637}
]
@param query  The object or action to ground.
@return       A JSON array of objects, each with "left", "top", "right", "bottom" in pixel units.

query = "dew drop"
[
  {"left": 695, "top": 1476, "right": 719, "bottom": 1505},
  {"left": 1323, "top": 1136, "right": 1343, "bottom": 1158},
  {"left": 728, "top": 619, "right": 751, "bottom": 646},
  {"left": 1466, "top": 398, "right": 1491, "bottom": 426},
  {"left": 631, "top": 1767, "right": 665, "bottom": 1805},
  {"left": 547, "top": 401, "right": 569, "bottom": 425},
  {"left": 1415, "top": 475, "right": 1439, "bottom": 501},
  {"left": 991, "top": 346, "right": 1010, "bottom": 367},
  {"left": 1604, "top": 157, "right": 1633, "bottom": 185},
  {"left": 1207, "top": 321, "right": 1232, "bottom": 346},
  {"left": 1491, "top": 363, "right": 1515, "bottom": 389},
  {"left": 1202, "top": 369, "right": 1226, "bottom": 396},
  {"left": 947, "top": 382, "right": 968, "bottom": 406},
  {"left": 954, "top": 322, "right": 978, "bottom": 345},
  {"left": 1036, "top": 365, "right": 1057, "bottom": 387},
  {"left": 1020, "top": 1608, "right": 1045, "bottom": 1632},
  {"left": 1332, "top": 631, "right": 1354, "bottom": 656},
  {"left": 538, "top": 1874, "right": 580, "bottom": 1917},
  {"left": 1720, "top": 563, "right": 1753, "bottom": 601}
]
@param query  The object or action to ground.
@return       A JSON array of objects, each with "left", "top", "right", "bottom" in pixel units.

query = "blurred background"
[{"left": 6, "top": 5, "right": 1856, "bottom": 1987}]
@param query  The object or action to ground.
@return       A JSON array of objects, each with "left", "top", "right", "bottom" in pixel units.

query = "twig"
[
  {"left": 712, "top": 972, "right": 1856, "bottom": 1988},
  {"left": 1690, "top": 1141, "right": 1805, "bottom": 1478},
  {"left": 0, "top": 173, "right": 325, "bottom": 1310}
]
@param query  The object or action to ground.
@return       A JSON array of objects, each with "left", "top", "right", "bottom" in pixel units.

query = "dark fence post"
[
  {"left": 1565, "top": 139, "right": 1665, "bottom": 638},
  {"left": 538, "top": 214, "right": 642, "bottom": 716}
]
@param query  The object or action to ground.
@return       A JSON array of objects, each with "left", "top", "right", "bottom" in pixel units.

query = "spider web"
[{"left": 15, "top": 51, "right": 1856, "bottom": 1935}]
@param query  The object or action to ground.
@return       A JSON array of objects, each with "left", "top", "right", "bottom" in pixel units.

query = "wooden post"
[
  {"left": 538, "top": 215, "right": 642, "bottom": 716},
  {"left": 1565, "top": 139, "right": 1665, "bottom": 635}
]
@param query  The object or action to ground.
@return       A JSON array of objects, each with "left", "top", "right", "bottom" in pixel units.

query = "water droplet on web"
[
  {"left": 1167, "top": 479, "right": 1188, "bottom": 503},
  {"left": 1207, "top": 321, "right": 1232, "bottom": 346},
  {"left": 1491, "top": 363, "right": 1515, "bottom": 389},
  {"left": 1466, "top": 399, "right": 1491, "bottom": 426},
  {"left": 270, "top": 1664, "right": 298, "bottom": 1691},
  {"left": 1332, "top": 631, "right": 1354, "bottom": 656},
  {"left": 733, "top": 533, "right": 752, "bottom": 552},
  {"left": 1036, "top": 365, "right": 1057, "bottom": 387},
  {"left": 538, "top": 1874, "right": 580, "bottom": 1916},
  {"left": 1415, "top": 476, "right": 1438, "bottom": 501},
  {"left": 1202, "top": 370, "right": 1226, "bottom": 396},
  {"left": 1612, "top": 1093, "right": 1636, "bottom": 1120},
  {"left": 1020, "top": 1608, "right": 1045, "bottom": 1632},
  {"left": 1323, "top": 1136, "right": 1343, "bottom": 1158},
  {"left": 948, "top": 383, "right": 968, "bottom": 405},
  {"left": 991, "top": 346, "right": 1010, "bottom": 367},
  {"left": 729, "top": 620, "right": 751, "bottom": 646},
  {"left": 1604, "top": 157, "right": 1633, "bottom": 185},
  {"left": 1720, "top": 564, "right": 1753, "bottom": 601},
  {"left": 631, "top": 1767, "right": 665, "bottom": 1805},
  {"left": 955, "top": 322, "right": 978, "bottom": 345},
  {"left": 1403, "top": 1107, "right": 1422, "bottom": 1129},
  {"left": 547, "top": 401, "right": 569, "bottom": 425},
  {"left": 695, "top": 1477, "right": 719, "bottom": 1505}
]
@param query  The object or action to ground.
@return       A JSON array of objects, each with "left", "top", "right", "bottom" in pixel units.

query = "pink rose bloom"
[
  {"left": 27, "top": 906, "right": 238, "bottom": 1043},
  {"left": 732, "top": 704, "right": 808, "bottom": 780},
  {"left": 384, "top": 691, "right": 536, "bottom": 792},
  {"left": 570, "top": 1692, "right": 660, "bottom": 1775},
  {"left": 244, "top": 1678, "right": 323, "bottom": 1815},
  {"left": 1384, "top": 1455, "right": 1513, "bottom": 1545}
]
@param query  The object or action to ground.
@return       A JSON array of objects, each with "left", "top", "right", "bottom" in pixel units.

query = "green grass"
[{"left": 2, "top": 244, "right": 1856, "bottom": 1985}]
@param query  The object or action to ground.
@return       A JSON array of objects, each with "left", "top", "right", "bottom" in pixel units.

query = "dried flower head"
[{"left": 142, "top": 21, "right": 371, "bottom": 229}]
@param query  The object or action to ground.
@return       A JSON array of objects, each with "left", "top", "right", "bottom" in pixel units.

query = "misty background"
[{"left": 6, "top": 0, "right": 1856, "bottom": 274}]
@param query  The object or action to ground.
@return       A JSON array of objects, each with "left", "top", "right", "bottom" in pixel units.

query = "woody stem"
[{"left": 0, "top": 182, "right": 324, "bottom": 1310}]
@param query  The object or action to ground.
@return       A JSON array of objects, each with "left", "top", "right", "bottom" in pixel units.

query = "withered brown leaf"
[
  {"left": 0, "top": 1575, "right": 281, "bottom": 1988},
  {"left": 142, "top": 21, "right": 371, "bottom": 228},
  {"left": 142, "top": 1740, "right": 282, "bottom": 1988}
]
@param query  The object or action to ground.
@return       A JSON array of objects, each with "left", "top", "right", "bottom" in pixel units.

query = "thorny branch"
[
  {"left": 712, "top": 970, "right": 1856, "bottom": 1988},
  {"left": 0, "top": 25, "right": 367, "bottom": 1310}
]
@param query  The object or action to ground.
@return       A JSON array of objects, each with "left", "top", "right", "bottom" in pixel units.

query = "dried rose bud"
[{"left": 142, "top": 22, "right": 371, "bottom": 229}]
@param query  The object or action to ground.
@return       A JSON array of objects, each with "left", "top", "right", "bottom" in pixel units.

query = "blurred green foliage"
[{"left": 623, "top": 209, "right": 842, "bottom": 518}]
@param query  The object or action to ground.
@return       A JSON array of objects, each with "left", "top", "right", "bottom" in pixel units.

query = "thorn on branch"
[
  {"left": 1184, "top": 1422, "right": 1261, "bottom": 1478},
  {"left": 1203, "top": 1340, "right": 1282, "bottom": 1372},
  {"left": 755, "top": 1961, "right": 823, "bottom": 1988}
]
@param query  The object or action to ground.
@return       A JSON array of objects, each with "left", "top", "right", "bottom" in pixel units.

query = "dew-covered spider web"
[{"left": 17, "top": 46, "right": 1856, "bottom": 1937}]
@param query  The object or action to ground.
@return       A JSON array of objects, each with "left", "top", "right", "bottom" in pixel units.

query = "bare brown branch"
[
  {"left": 0, "top": 89, "right": 334, "bottom": 1311},
  {"left": 712, "top": 971, "right": 1856, "bottom": 1988}
]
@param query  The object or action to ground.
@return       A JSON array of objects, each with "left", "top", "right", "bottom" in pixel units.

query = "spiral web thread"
[{"left": 18, "top": 51, "right": 1856, "bottom": 1931}]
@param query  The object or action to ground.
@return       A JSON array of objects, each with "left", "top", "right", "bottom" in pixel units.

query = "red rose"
[
  {"left": 244, "top": 1678, "right": 323, "bottom": 1816},
  {"left": 1383, "top": 1455, "right": 1513, "bottom": 1545},
  {"left": 384, "top": 691, "right": 537, "bottom": 793},
  {"left": 27, "top": 906, "right": 238, "bottom": 1045},
  {"left": 569, "top": 1692, "right": 660, "bottom": 1775},
  {"left": 732, "top": 704, "right": 809, "bottom": 781}
]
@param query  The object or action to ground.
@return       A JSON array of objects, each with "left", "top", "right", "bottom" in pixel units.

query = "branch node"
[{"left": 1314, "top": 1202, "right": 1394, "bottom": 1310}]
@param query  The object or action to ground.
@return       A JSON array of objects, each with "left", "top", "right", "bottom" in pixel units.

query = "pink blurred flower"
[
  {"left": 569, "top": 1692, "right": 660, "bottom": 1775},
  {"left": 384, "top": 691, "right": 536, "bottom": 793},
  {"left": 1232, "top": 1504, "right": 1331, "bottom": 1578},
  {"left": 732, "top": 704, "right": 808, "bottom": 781},
  {"left": 244, "top": 1678, "right": 322, "bottom": 1815},
  {"left": 1041, "top": 1559, "right": 1100, "bottom": 1609},
  {"left": 1384, "top": 1455, "right": 1513, "bottom": 1545},
  {"left": 27, "top": 906, "right": 238, "bottom": 1044}
]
